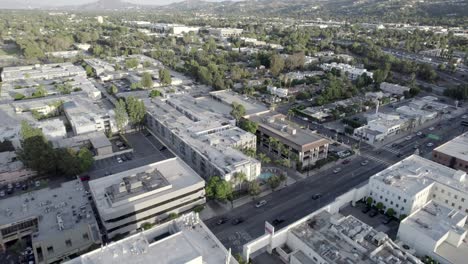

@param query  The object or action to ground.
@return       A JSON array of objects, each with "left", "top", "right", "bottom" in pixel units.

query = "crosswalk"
[
  {"left": 381, "top": 145, "right": 400, "bottom": 155},
  {"left": 360, "top": 153, "right": 392, "bottom": 167}
]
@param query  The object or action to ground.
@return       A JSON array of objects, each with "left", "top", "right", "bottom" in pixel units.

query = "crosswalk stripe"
[{"left": 361, "top": 154, "right": 392, "bottom": 166}]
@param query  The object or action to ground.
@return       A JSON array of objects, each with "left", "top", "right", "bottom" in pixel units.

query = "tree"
[
  {"left": 141, "top": 72, "right": 153, "bottom": 88},
  {"left": 141, "top": 222, "right": 154, "bottom": 230},
  {"left": 149, "top": 90, "right": 162, "bottom": 98},
  {"left": 125, "top": 58, "right": 139, "bottom": 69},
  {"left": 115, "top": 99, "right": 128, "bottom": 133},
  {"left": 399, "top": 214, "right": 408, "bottom": 221},
  {"left": 77, "top": 148, "right": 94, "bottom": 172},
  {"left": 386, "top": 208, "right": 395, "bottom": 218},
  {"left": 108, "top": 84, "right": 118, "bottom": 95},
  {"left": 230, "top": 102, "right": 246, "bottom": 121},
  {"left": 206, "top": 176, "right": 233, "bottom": 202},
  {"left": 257, "top": 153, "right": 271, "bottom": 164},
  {"left": 126, "top": 96, "right": 146, "bottom": 129},
  {"left": 85, "top": 65, "right": 94, "bottom": 77},
  {"left": 248, "top": 181, "right": 261, "bottom": 199},
  {"left": 233, "top": 172, "right": 247, "bottom": 191},
  {"left": 270, "top": 54, "right": 285, "bottom": 77},
  {"left": 239, "top": 119, "right": 258, "bottom": 134},
  {"left": 159, "top": 68, "right": 172, "bottom": 86},
  {"left": 366, "top": 197, "right": 373, "bottom": 206},
  {"left": 376, "top": 202, "right": 384, "bottom": 212},
  {"left": 267, "top": 175, "right": 281, "bottom": 190}
]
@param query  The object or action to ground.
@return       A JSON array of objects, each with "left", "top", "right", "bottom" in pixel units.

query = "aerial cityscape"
[{"left": 0, "top": 0, "right": 467, "bottom": 263}]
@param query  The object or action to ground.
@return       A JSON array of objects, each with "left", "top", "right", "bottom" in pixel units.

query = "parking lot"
[
  {"left": 340, "top": 202, "right": 400, "bottom": 240},
  {"left": 88, "top": 130, "right": 174, "bottom": 179}
]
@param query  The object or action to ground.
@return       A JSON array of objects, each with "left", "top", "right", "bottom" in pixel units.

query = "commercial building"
[
  {"left": 65, "top": 212, "right": 237, "bottom": 264},
  {"left": 209, "top": 27, "right": 243, "bottom": 37},
  {"left": 397, "top": 201, "right": 468, "bottom": 264},
  {"left": 88, "top": 158, "right": 206, "bottom": 238},
  {"left": 353, "top": 113, "right": 406, "bottom": 144},
  {"left": 368, "top": 155, "right": 468, "bottom": 217},
  {"left": 1, "top": 63, "right": 86, "bottom": 82},
  {"left": 0, "top": 180, "right": 101, "bottom": 264},
  {"left": 248, "top": 113, "right": 329, "bottom": 169},
  {"left": 320, "top": 62, "right": 373, "bottom": 80},
  {"left": 380, "top": 82, "right": 410, "bottom": 96},
  {"left": 209, "top": 89, "right": 270, "bottom": 117},
  {"left": 267, "top": 86, "right": 289, "bottom": 98},
  {"left": 432, "top": 132, "right": 468, "bottom": 173},
  {"left": 145, "top": 95, "right": 261, "bottom": 182}
]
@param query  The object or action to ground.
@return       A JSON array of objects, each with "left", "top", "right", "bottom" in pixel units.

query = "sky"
[{"left": 0, "top": 0, "right": 233, "bottom": 8}]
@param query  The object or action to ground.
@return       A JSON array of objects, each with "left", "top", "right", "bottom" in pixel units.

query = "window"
[
  {"left": 390, "top": 201, "right": 393, "bottom": 205},
  {"left": 445, "top": 200, "right": 449, "bottom": 204},
  {"left": 401, "top": 207, "right": 404, "bottom": 211},
  {"left": 47, "top": 246, "right": 54, "bottom": 254},
  {"left": 385, "top": 198, "right": 388, "bottom": 202},
  {"left": 455, "top": 195, "right": 458, "bottom": 199},
  {"left": 396, "top": 204, "right": 399, "bottom": 208},
  {"left": 462, "top": 198, "right": 465, "bottom": 202},
  {"left": 452, "top": 203, "right": 455, "bottom": 207},
  {"left": 65, "top": 240, "right": 72, "bottom": 247},
  {"left": 403, "top": 199, "right": 407, "bottom": 203},
  {"left": 380, "top": 196, "right": 383, "bottom": 199},
  {"left": 398, "top": 196, "right": 401, "bottom": 200},
  {"left": 433, "top": 194, "right": 436, "bottom": 198},
  {"left": 441, "top": 189, "right": 445, "bottom": 193},
  {"left": 83, "top": 233, "right": 89, "bottom": 240},
  {"left": 459, "top": 206, "right": 462, "bottom": 210}
]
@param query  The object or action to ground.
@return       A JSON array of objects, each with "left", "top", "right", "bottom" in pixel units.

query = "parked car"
[
  {"left": 333, "top": 168, "right": 342, "bottom": 174},
  {"left": 429, "top": 127, "right": 435, "bottom": 131},
  {"left": 342, "top": 159, "right": 350, "bottom": 165},
  {"left": 311, "top": 193, "right": 322, "bottom": 200},
  {"left": 80, "top": 175, "right": 91, "bottom": 181},
  {"left": 360, "top": 160, "right": 369, "bottom": 166},
  {"left": 0, "top": 190, "right": 5, "bottom": 197},
  {"left": 216, "top": 217, "right": 228, "bottom": 225},
  {"left": 416, "top": 131, "right": 423, "bottom": 136},
  {"left": 121, "top": 155, "right": 127, "bottom": 161},
  {"left": 382, "top": 217, "right": 392, "bottom": 224},
  {"left": 426, "top": 142, "right": 434, "bottom": 147},
  {"left": 369, "top": 210, "right": 378, "bottom": 217},
  {"left": 231, "top": 218, "right": 244, "bottom": 225},
  {"left": 35, "top": 181, "right": 41, "bottom": 187},
  {"left": 160, "top": 146, "right": 167, "bottom": 151},
  {"left": 272, "top": 218, "right": 285, "bottom": 226},
  {"left": 255, "top": 200, "right": 267, "bottom": 208},
  {"left": 362, "top": 207, "right": 371, "bottom": 214},
  {"left": 116, "top": 157, "right": 123, "bottom": 163}
]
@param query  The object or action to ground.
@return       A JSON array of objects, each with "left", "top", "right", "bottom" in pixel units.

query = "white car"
[
  {"left": 462, "top": 115, "right": 468, "bottom": 119},
  {"left": 0, "top": 190, "right": 5, "bottom": 197},
  {"left": 427, "top": 142, "right": 434, "bottom": 147},
  {"left": 429, "top": 127, "right": 435, "bottom": 131},
  {"left": 333, "top": 168, "right": 342, "bottom": 174},
  {"left": 116, "top": 157, "right": 123, "bottom": 163},
  {"left": 255, "top": 200, "right": 267, "bottom": 208},
  {"left": 361, "top": 160, "right": 369, "bottom": 166},
  {"left": 405, "top": 136, "right": 412, "bottom": 141},
  {"left": 301, "top": 117, "right": 308, "bottom": 121},
  {"left": 416, "top": 131, "right": 423, "bottom": 136}
]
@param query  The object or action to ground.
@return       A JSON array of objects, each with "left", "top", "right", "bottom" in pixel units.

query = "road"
[{"left": 207, "top": 156, "right": 387, "bottom": 254}]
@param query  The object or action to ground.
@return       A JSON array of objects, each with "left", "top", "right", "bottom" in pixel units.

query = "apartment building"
[
  {"left": 65, "top": 212, "right": 237, "bottom": 264},
  {"left": 208, "top": 27, "right": 243, "bottom": 37},
  {"left": 248, "top": 113, "right": 329, "bottom": 169},
  {"left": 432, "top": 132, "right": 468, "bottom": 173},
  {"left": 1, "top": 63, "right": 86, "bottom": 82},
  {"left": 368, "top": 155, "right": 468, "bottom": 217},
  {"left": 353, "top": 113, "right": 406, "bottom": 144},
  {"left": 398, "top": 201, "right": 468, "bottom": 264},
  {"left": 88, "top": 158, "right": 205, "bottom": 238},
  {"left": 320, "top": 62, "right": 373, "bottom": 80},
  {"left": 0, "top": 180, "right": 100, "bottom": 264},
  {"left": 145, "top": 95, "right": 261, "bottom": 182}
]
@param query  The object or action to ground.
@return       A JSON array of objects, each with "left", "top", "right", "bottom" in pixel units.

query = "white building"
[
  {"left": 353, "top": 113, "right": 406, "bottom": 144},
  {"left": 88, "top": 158, "right": 205, "bottom": 238},
  {"left": 1, "top": 63, "right": 86, "bottom": 82},
  {"left": 0, "top": 180, "right": 101, "bottom": 264},
  {"left": 209, "top": 27, "right": 243, "bottom": 37},
  {"left": 65, "top": 212, "right": 237, "bottom": 264},
  {"left": 172, "top": 26, "right": 200, "bottom": 35},
  {"left": 320, "top": 62, "right": 373, "bottom": 80},
  {"left": 38, "top": 118, "right": 67, "bottom": 140},
  {"left": 380, "top": 82, "right": 410, "bottom": 96},
  {"left": 398, "top": 201, "right": 468, "bottom": 264},
  {"left": 368, "top": 155, "right": 468, "bottom": 218},
  {"left": 267, "top": 86, "right": 289, "bottom": 98}
]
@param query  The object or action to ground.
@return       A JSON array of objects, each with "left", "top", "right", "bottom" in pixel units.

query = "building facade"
[{"left": 432, "top": 132, "right": 468, "bottom": 173}]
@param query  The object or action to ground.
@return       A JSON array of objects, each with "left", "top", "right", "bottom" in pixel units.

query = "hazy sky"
[{"left": 0, "top": 0, "right": 232, "bottom": 7}]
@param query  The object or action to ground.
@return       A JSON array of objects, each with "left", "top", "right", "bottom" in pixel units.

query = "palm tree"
[
  {"left": 268, "top": 137, "right": 279, "bottom": 153},
  {"left": 287, "top": 109, "right": 295, "bottom": 120},
  {"left": 233, "top": 172, "right": 247, "bottom": 191},
  {"left": 257, "top": 153, "right": 271, "bottom": 164}
]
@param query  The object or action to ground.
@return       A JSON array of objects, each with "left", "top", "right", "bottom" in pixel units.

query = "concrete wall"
[{"left": 242, "top": 184, "right": 369, "bottom": 260}]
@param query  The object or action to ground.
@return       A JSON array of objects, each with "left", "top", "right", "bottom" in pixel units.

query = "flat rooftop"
[
  {"left": 433, "top": 131, "right": 468, "bottom": 162},
  {"left": 65, "top": 212, "right": 237, "bottom": 264},
  {"left": 0, "top": 180, "right": 97, "bottom": 241},
  {"left": 89, "top": 158, "right": 204, "bottom": 215},
  {"left": 291, "top": 211, "right": 421, "bottom": 264},
  {"left": 370, "top": 155, "right": 467, "bottom": 195},
  {"left": 403, "top": 201, "right": 466, "bottom": 241},
  {"left": 209, "top": 90, "right": 270, "bottom": 116},
  {"left": 249, "top": 112, "right": 329, "bottom": 149}
]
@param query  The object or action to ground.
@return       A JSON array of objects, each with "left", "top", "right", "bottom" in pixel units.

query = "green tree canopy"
[
  {"left": 159, "top": 68, "right": 172, "bottom": 86},
  {"left": 230, "top": 102, "right": 246, "bottom": 121},
  {"left": 115, "top": 99, "right": 129, "bottom": 133},
  {"left": 141, "top": 72, "right": 154, "bottom": 89},
  {"left": 239, "top": 119, "right": 258, "bottom": 134},
  {"left": 126, "top": 96, "right": 146, "bottom": 129}
]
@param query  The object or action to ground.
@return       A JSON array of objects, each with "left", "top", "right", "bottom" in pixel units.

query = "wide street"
[
  {"left": 208, "top": 104, "right": 467, "bottom": 255},
  {"left": 206, "top": 156, "right": 387, "bottom": 254}
]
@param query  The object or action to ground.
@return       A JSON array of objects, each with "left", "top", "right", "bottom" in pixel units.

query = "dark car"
[
  {"left": 342, "top": 159, "right": 350, "bottom": 165},
  {"left": 216, "top": 217, "right": 228, "bottom": 225},
  {"left": 272, "top": 218, "right": 285, "bottom": 226},
  {"left": 231, "top": 218, "right": 244, "bottom": 225},
  {"left": 362, "top": 207, "right": 371, "bottom": 214},
  {"left": 369, "top": 210, "right": 379, "bottom": 217},
  {"left": 160, "top": 146, "right": 167, "bottom": 151},
  {"left": 80, "top": 175, "right": 91, "bottom": 181},
  {"left": 125, "top": 154, "right": 133, "bottom": 160},
  {"left": 382, "top": 217, "right": 392, "bottom": 224},
  {"left": 311, "top": 193, "right": 322, "bottom": 200}
]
